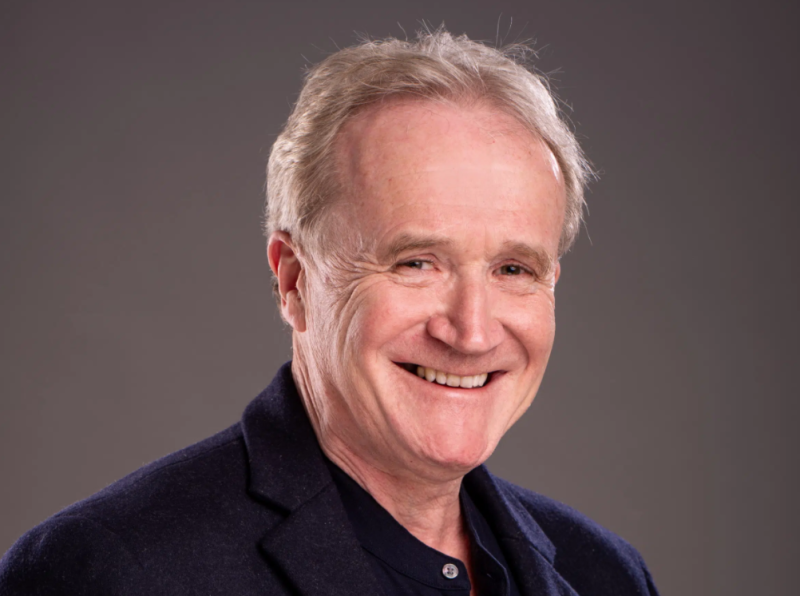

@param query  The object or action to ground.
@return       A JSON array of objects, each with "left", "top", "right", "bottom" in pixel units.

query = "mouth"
[{"left": 396, "top": 362, "right": 498, "bottom": 389}]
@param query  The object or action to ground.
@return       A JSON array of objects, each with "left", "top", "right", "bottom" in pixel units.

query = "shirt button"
[{"left": 442, "top": 563, "right": 459, "bottom": 579}]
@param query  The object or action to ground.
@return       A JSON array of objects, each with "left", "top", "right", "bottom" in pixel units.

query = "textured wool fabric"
[{"left": 0, "top": 363, "right": 660, "bottom": 595}]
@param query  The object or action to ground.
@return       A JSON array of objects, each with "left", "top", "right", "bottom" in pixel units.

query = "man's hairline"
[{"left": 297, "top": 95, "right": 570, "bottom": 263}]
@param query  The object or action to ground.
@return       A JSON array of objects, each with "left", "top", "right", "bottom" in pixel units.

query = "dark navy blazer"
[{"left": 0, "top": 363, "right": 659, "bottom": 595}]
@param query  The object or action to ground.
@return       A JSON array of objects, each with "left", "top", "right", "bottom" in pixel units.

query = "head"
[{"left": 266, "top": 29, "right": 590, "bottom": 482}]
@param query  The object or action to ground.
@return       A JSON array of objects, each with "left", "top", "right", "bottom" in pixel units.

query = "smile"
[{"left": 398, "top": 363, "right": 491, "bottom": 388}]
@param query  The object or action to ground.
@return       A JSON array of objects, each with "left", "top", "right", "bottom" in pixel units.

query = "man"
[{"left": 0, "top": 30, "right": 659, "bottom": 595}]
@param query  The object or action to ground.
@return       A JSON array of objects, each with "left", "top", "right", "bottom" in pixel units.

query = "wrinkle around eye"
[
  {"left": 494, "top": 270, "right": 556, "bottom": 297},
  {"left": 319, "top": 263, "right": 387, "bottom": 323},
  {"left": 309, "top": 253, "right": 387, "bottom": 298}
]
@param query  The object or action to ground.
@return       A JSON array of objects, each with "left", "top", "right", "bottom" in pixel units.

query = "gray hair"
[{"left": 265, "top": 28, "right": 591, "bottom": 262}]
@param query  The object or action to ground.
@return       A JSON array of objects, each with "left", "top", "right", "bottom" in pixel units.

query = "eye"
[
  {"left": 398, "top": 259, "right": 433, "bottom": 271},
  {"left": 498, "top": 264, "right": 530, "bottom": 276}
]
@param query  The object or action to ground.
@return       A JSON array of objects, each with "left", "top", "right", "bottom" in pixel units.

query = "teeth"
[{"left": 413, "top": 366, "right": 490, "bottom": 388}]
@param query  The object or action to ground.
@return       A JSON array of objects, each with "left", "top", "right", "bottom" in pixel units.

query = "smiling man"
[{"left": 1, "top": 30, "right": 659, "bottom": 596}]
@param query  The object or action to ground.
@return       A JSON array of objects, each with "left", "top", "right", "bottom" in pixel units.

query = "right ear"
[{"left": 267, "top": 231, "right": 307, "bottom": 332}]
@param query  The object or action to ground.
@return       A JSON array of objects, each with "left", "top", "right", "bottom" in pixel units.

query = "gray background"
[{"left": 2, "top": 1, "right": 798, "bottom": 594}]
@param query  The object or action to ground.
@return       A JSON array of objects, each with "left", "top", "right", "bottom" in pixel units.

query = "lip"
[{"left": 393, "top": 361, "right": 502, "bottom": 388}]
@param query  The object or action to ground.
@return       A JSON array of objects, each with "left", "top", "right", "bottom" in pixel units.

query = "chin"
[
  {"left": 410, "top": 426, "right": 498, "bottom": 474},
  {"left": 372, "top": 364, "right": 521, "bottom": 474}
]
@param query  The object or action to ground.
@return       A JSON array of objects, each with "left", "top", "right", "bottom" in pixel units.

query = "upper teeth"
[{"left": 415, "top": 366, "right": 489, "bottom": 389}]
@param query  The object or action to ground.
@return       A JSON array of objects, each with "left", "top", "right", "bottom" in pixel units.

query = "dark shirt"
[{"left": 327, "top": 461, "right": 522, "bottom": 596}]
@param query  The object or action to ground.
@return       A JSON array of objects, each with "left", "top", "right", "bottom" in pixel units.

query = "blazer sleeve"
[{"left": 0, "top": 514, "right": 150, "bottom": 596}]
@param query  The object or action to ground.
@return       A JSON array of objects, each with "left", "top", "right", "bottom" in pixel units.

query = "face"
[{"left": 284, "top": 100, "right": 565, "bottom": 482}]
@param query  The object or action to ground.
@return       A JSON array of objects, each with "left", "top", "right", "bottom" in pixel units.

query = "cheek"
[
  {"left": 502, "top": 294, "right": 557, "bottom": 361},
  {"left": 343, "top": 282, "right": 436, "bottom": 362}
]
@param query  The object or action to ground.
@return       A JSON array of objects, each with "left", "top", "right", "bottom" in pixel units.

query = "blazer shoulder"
[
  {"left": 58, "top": 423, "right": 246, "bottom": 519},
  {"left": 491, "top": 475, "right": 659, "bottom": 595},
  {"left": 1, "top": 424, "right": 255, "bottom": 592},
  {"left": 0, "top": 513, "right": 151, "bottom": 595},
  {"left": 1, "top": 372, "right": 311, "bottom": 595}
]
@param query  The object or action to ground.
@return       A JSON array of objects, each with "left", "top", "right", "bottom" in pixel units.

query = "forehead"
[
  {"left": 337, "top": 98, "right": 562, "bottom": 183},
  {"left": 331, "top": 99, "right": 565, "bottom": 256}
]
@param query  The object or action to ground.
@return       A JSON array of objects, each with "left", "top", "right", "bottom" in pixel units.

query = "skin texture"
[{"left": 268, "top": 99, "right": 566, "bottom": 579}]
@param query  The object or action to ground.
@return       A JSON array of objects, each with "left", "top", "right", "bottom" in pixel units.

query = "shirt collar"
[{"left": 327, "top": 460, "right": 473, "bottom": 591}]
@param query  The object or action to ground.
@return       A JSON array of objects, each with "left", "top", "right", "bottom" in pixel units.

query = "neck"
[
  {"left": 326, "top": 444, "right": 471, "bottom": 562},
  {"left": 289, "top": 357, "right": 472, "bottom": 562}
]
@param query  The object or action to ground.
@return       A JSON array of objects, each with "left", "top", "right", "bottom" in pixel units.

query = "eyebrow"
[
  {"left": 500, "top": 241, "right": 557, "bottom": 276},
  {"left": 377, "top": 233, "right": 455, "bottom": 263}
]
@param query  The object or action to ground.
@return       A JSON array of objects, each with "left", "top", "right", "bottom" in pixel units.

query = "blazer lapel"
[
  {"left": 465, "top": 467, "right": 580, "bottom": 596},
  {"left": 259, "top": 483, "right": 385, "bottom": 596},
  {"left": 496, "top": 537, "right": 580, "bottom": 596},
  {"left": 241, "top": 362, "right": 385, "bottom": 596}
]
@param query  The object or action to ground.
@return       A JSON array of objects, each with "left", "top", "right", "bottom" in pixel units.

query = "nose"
[{"left": 426, "top": 275, "right": 504, "bottom": 355}]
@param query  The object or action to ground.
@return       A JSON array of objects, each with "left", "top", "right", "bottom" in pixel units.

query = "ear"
[
  {"left": 553, "top": 261, "right": 561, "bottom": 285},
  {"left": 267, "top": 231, "right": 307, "bottom": 332}
]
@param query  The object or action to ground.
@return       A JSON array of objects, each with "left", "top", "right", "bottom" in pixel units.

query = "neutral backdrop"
[{"left": 2, "top": 1, "right": 798, "bottom": 594}]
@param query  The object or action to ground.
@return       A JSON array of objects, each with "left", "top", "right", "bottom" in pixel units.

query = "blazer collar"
[
  {"left": 464, "top": 466, "right": 557, "bottom": 563},
  {"left": 241, "top": 362, "right": 387, "bottom": 596},
  {"left": 241, "top": 361, "right": 329, "bottom": 511},
  {"left": 465, "top": 468, "right": 579, "bottom": 595}
]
